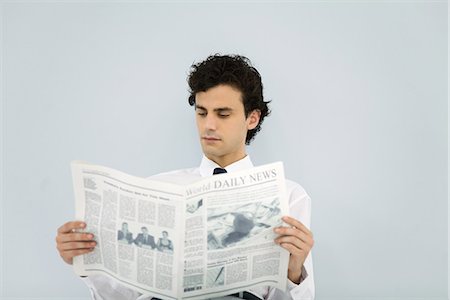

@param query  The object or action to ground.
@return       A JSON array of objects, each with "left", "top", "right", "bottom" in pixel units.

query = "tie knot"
[{"left": 213, "top": 168, "right": 227, "bottom": 175}]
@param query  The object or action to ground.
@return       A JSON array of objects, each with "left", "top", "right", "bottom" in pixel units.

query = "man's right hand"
[{"left": 56, "top": 221, "right": 96, "bottom": 265}]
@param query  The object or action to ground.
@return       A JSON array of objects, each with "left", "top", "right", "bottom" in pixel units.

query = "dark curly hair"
[{"left": 187, "top": 54, "right": 271, "bottom": 145}]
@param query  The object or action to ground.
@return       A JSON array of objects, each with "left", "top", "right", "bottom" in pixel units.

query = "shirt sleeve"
[
  {"left": 79, "top": 274, "right": 143, "bottom": 300},
  {"left": 282, "top": 181, "right": 315, "bottom": 299},
  {"left": 285, "top": 254, "right": 315, "bottom": 300}
]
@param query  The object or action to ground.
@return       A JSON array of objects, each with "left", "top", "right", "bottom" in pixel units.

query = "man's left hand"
[{"left": 274, "top": 216, "right": 314, "bottom": 284}]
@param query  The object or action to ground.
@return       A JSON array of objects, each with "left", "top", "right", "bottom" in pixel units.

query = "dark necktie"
[{"left": 213, "top": 167, "right": 227, "bottom": 175}]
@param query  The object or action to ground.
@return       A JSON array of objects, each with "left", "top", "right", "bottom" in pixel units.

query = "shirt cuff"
[
  {"left": 286, "top": 265, "right": 314, "bottom": 300},
  {"left": 287, "top": 265, "right": 307, "bottom": 288}
]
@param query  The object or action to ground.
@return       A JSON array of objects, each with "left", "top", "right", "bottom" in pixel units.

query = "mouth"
[{"left": 202, "top": 136, "right": 221, "bottom": 143}]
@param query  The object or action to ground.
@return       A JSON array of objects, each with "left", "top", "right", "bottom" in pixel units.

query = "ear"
[{"left": 247, "top": 109, "right": 261, "bottom": 130}]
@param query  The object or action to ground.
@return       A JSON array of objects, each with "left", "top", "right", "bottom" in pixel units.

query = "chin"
[{"left": 202, "top": 148, "right": 223, "bottom": 159}]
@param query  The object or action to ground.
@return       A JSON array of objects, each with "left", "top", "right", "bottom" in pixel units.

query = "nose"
[{"left": 205, "top": 114, "right": 217, "bottom": 131}]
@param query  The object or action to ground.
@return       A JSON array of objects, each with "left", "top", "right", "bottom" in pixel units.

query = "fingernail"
[
  {"left": 91, "top": 242, "right": 96, "bottom": 246},
  {"left": 88, "top": 234, "right": 93, "bottom": 239},
  {"left": 79, "top": 223, "right": 85, "bottom": 228}
]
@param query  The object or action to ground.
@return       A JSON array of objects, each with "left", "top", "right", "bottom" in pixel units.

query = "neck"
[{"left": 207, "top": 152, "right": 247, "bottom": 168}]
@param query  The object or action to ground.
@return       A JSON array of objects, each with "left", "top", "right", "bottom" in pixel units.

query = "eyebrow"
[{"left": 195, "top": 105, "right": 233, "bottom": 113}]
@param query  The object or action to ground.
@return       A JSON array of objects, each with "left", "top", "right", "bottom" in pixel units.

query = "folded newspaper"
[{"left": 71, "top": 161, "right": 290, "bottom": 300}]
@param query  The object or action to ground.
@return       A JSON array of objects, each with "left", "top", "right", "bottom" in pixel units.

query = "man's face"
[
  {"left": 122, "top": 223, "right": 128, "bottom": 231},
  {"left": 195, "top": 84, "right": 260, "bottom": 167}
]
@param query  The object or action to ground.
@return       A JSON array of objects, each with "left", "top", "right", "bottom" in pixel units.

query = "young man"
[
  {"left": 117, "top": 222, "right": 134, "bottom": 245},
  {"left": 55, "top": 54, "right": 315, "bottom": 299},
  {"left": 134, "top": 227, "right": 156, "bottom": 249}
]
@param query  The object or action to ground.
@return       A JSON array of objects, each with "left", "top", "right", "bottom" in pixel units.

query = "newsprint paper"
[{"left": 71, "top": 161, "right": 290, "bottom": 300}]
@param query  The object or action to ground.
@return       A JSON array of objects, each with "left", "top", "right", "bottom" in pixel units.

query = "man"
[
  {"left": 134, "top": 227, "right": 156, "bottom": 249},
  {"left": 117, "top": 222, "right": 134, "bottom": 244},
  {"left": 55, "top": 54, "right": 315, "bottom": 299}
]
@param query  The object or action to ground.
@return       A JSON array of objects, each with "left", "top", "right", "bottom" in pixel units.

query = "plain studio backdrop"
[{"left": 0, "top": 1, "right": 447, "bottom": 300}]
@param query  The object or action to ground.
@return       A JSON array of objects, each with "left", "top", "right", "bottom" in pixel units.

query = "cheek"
[
  {"left": 195, "top": 118, "right": 203, "bottom": 131},
  {"left": 231, "top": 123, "right": 248, "bottom": 141}
]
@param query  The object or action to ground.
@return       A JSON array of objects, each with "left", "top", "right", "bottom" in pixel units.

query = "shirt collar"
[{"left": 199, "top": 155, "right": 254, "bottom": 177}]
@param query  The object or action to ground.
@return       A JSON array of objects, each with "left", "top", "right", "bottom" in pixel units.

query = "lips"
[{"left": 202, "top": 136, "right": 221, "bottom": 142}]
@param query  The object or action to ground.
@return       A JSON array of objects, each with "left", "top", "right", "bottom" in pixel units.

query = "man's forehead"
[
  {"left": 195, "top": 89, "right": 244, "bottom": 110},
  {"left": 195, "top": 104, "right": 233, "bottom": 111}
]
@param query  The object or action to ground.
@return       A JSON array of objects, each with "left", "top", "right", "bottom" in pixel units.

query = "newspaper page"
[
  {"left": 72, "top": 162, "right": 185, "bottom": 300},
  {"left": 181, "top": 162, "right": 289, "bottom": 299},
  {"left": 71, "top": 161, "right": 289, "bottom": 300}
]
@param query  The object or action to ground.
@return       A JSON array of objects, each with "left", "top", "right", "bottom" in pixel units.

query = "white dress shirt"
[{"left": 81, "top": 155, "right": 315, "bottom": 300}]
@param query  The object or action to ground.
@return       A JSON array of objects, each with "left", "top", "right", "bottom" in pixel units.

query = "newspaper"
[{"left": 71, "top": 161, "right": 290, "bottom": 300}]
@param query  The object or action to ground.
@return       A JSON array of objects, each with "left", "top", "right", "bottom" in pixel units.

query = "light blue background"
[{"left": 0, "top": 1, "right": 448, "bottom": 299}]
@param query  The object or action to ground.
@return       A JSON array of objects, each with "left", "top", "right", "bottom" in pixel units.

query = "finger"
[
  {"left": 274, "top": 228, "right": 312, "bottom": 244},
  {"left": 281, "top": 216, "right": 309, "bottom": 231},
  {"left": 281, "top": 216, "right": 312, "bottom": 235},
  {"left": 61, "top": 248, "right": 95, "bottom": 260},
  {"left": 275, "top": 235, "right": 304, "bottom": 249},
  {"left": 276, "top": 234, "right": 312, "bottom": 247},
  {"left": 56, "top": 232, "right": 95, "bottom": 244},
  {"left": 57, "top": 221, "right": 86, "bottom": 234},
  {"left": 276, "top": 236, "right": 313, "bottom": 253},
  {"left": 58, "top": 241, "right": 97, "bottom": 252},
  {"left": 279, "top": 242, "right": 304, "bottom": 256}
]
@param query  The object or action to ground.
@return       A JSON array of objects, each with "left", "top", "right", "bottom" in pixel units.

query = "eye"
[
  {"left": 218, "top": 113, "right": 230, "bottom": 118},
  {"left": 197, "top": 111, "right": 206, "bottom": 116}
]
